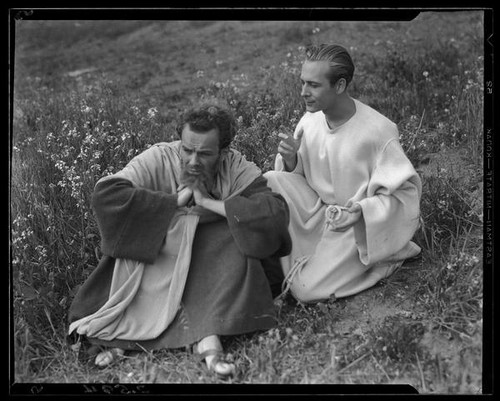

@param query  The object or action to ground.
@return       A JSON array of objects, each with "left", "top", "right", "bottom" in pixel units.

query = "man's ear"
[{"left": 335, "top": 78, "right": 347, "bottom": 95}]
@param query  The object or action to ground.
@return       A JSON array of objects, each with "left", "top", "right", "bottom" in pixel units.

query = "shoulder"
[
  {"left": 137, "top": 141, "right": 182, "bottom": 160},
  {"left": 151, "top": 140, "right": 181, "bottom": 154},
  {"left": 355, "top": 100, "right": 398, "bottom": 133},
  {"left": 125, "top": 141, "right": 181, "bottom": 168},
  {"left": 353, "top": 99, "right": 399, "bottom": 143},
  {"left": 226, "top": 147, "right": 260, "bottom": 171}
]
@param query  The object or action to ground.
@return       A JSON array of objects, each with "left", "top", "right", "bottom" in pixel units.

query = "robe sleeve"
[
  {"left": 91, "top": 176, "right": 178, "bottom": 265},
  {"left": 353, "top": 138, "right": 422, "bottom": 265},
  {"left": 224, "top": 175, "right": 292, "bottom": 259}
]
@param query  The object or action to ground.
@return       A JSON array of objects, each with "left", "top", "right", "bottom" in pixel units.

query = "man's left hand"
[
  {"left": 192, "top": 184, "right": 227, "bottom": 217},
  {"left": 327, "top": 203, "right": 362, "bottom": 232}
]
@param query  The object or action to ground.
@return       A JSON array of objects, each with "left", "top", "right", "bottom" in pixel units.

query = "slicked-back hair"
[
  {"left": 304, "top": 44, "right": 355, "bottom": 87},
  {"left": 175, "top": 104, "right": 236, "bottom": 149}
]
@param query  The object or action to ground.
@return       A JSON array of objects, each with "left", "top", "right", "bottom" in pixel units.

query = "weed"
[{"left": 368, "top": 316, "right": 426, "bottom": 363}]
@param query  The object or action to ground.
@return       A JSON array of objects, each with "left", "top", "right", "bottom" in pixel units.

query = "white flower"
[
  {"left": 147, "top": 107, "right": 158, "bottom": 119},
  {"left": 423, "top": 71, "right": 429, "bottom": 78}
]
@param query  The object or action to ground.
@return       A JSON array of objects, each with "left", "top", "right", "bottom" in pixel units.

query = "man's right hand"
[
  {"left": 177, "top": 185, "right": 193, "bottom": 207},
  {"left": 277, "top": 127, "right": 304, "bottom": 172}
]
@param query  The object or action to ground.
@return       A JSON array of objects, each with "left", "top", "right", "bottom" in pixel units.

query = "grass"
[{"left": 10, "top": 12, "right": 485, "bottom": 394}]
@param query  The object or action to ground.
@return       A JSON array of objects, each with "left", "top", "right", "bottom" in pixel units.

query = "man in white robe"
[{"left": 264, "top": 43, "right": 421, "bottom": 303}]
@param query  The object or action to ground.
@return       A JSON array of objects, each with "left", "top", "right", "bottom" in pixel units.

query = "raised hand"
[{"left": 277, "top": 127, "right": 304, "bottom": 171}]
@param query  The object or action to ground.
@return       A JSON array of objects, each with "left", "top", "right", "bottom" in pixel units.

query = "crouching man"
[{"left": 68, "top": 104, "right": 291, "bottom": 378}]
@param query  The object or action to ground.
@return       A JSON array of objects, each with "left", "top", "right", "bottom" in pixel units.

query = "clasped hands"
[
  {"left": 177, "top": 183, "right": 227, "bottom": 217},
  {"left": 176, "top": 184, "right": 207, "bottom": 208}
]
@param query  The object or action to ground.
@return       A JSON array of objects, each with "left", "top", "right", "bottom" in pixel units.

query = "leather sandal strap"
[{"left": 196, "top": 348, "right": 224, "bottom": 361}]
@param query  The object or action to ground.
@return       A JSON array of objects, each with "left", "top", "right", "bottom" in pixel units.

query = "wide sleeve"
[
  {"left": 224, "top": 175, "right": 292, "bottom": 259},
  {"left": 353, "top": 139, "right": 422, "bottom": 265},
  {"left": 91, "top": 176, "right": 178, "bottom": 264}
]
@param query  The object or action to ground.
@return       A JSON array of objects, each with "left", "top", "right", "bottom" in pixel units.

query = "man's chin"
[{"left": 305, "top": 104, "right": 320, "bottom": 113}]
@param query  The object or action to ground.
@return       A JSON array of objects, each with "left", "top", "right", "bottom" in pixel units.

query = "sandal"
[
  {"left": 194, "top": 345, "right": 235, "bottom": 378},
  {"left": 94, "top": 347, "right": 125, "bottom": 368}
]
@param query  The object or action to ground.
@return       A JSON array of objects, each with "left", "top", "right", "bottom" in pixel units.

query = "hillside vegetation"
[{"left": 11, "top": 12, "right": 484, "bottom": 393}]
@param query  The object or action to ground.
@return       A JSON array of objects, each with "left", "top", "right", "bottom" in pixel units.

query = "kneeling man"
[{"left": 265, "top": 44, "right": 421, "bottom": 304}]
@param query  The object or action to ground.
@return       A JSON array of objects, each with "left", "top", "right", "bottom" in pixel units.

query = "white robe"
[{"left": 264, "top": 98, "right": 422, "bottom": 302}]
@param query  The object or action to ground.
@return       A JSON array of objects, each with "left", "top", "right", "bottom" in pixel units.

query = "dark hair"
[
  {"left": 175, "top": 104, "right": 236, "bottom": 149},
  {"left": 304, "top": 43, "right": 355, "bottom": 87}
]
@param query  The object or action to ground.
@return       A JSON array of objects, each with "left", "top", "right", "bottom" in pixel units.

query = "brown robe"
[{"left": 68, "top": 172, "right": 291, "bottom": 353}]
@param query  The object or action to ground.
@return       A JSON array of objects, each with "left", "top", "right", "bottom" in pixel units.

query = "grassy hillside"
[{"left": 11, "top": 11, "right": 485, "bottom": 393}]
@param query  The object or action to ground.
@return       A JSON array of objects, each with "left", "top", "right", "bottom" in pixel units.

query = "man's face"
[
  {"left": 180, "top": 124, "right": 221, "bottom": 188},
  {"left": 300, "top": 60, "right": 339, "bottom": 114}
]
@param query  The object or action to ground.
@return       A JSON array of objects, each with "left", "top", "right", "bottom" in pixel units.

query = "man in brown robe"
[{"left": 67, "top": 104, "right": 291, "bottom": 377}]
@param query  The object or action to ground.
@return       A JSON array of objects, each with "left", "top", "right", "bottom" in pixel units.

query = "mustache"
[{"left": 179, "top": 165, "right": 212, "bottom": 187}]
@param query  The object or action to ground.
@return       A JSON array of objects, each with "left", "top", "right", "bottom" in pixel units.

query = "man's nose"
[
  {"left": 188, "top": 153, "right": 200, "bottom": 166},
  {"left": 301, "top": 85, "right": 309, "bottom": 98}
]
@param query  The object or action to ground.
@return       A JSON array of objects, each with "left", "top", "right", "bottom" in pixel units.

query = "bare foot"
[
  {"left": 94, "top": 347, "right": 124, "bottom": 367},
  {"left": 196, "top": 335, "right": 235, "bottom": 377}
]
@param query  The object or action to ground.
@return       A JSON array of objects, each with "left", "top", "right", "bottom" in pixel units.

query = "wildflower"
[
  {"left": 422, "top": 71, "right": 429, "bottom": 78},
  {"left": 147, "top": 107, "right": 158, "bottom": 119},
  {"left": 196, "top": 70, "right": 204, "bottom": 78}
]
